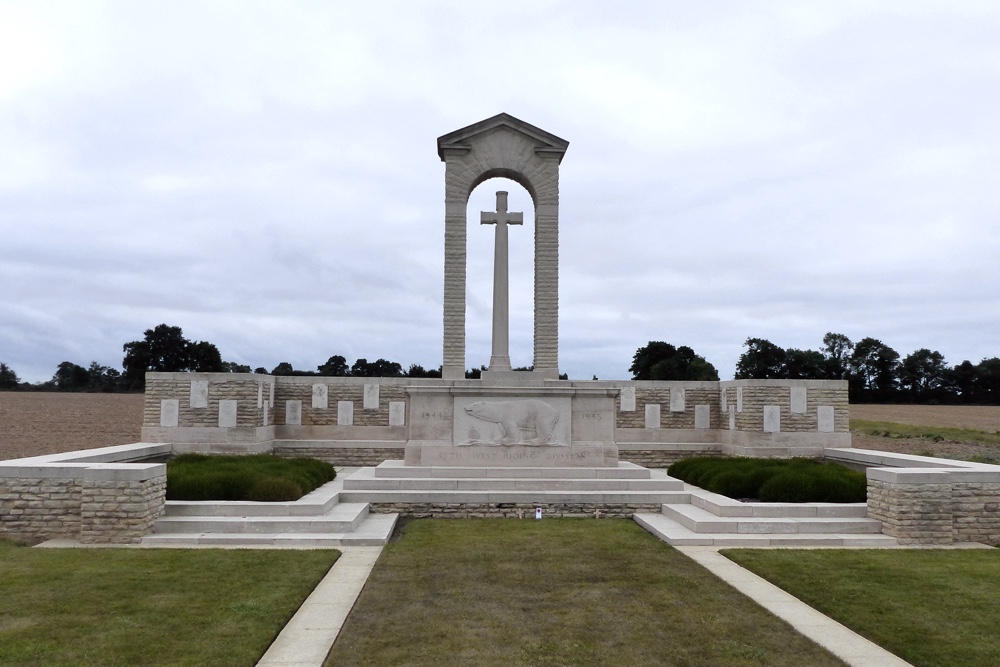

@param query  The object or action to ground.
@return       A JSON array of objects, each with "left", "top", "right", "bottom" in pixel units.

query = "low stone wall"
[
  {"left": 370, "top": 502, "right": 662, "bottom": 519},
  {"left": 618, "top": 448, "right": 722, "bottom": 468},
  {"left": 830, "top": 449, "right": 1000, "bottom": 546},
  {"left": 0, "top": 445, "right": 169, "bottom": 544},
  {"left": 273, "top": 445, "right": 405, "bottom": 467}
]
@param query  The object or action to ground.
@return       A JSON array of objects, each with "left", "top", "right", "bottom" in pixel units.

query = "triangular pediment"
[{"left": 437, "top": 113, "right": 569, "bottom": 163}]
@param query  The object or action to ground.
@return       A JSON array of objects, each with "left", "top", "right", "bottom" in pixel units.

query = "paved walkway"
[
  {"left": 676, "top": 546, "right": 914, "bottom": 667},
  {"left": 255, "top": 546, "right": 382, "bottom": 667}
]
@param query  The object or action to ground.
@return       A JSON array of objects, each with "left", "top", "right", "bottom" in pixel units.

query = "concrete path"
[
  {"left": 676, "top": 546, "right": 914, "bottom": 667},
  {"left": 255, "top": 546, "right": 382, "bottom": 667}
]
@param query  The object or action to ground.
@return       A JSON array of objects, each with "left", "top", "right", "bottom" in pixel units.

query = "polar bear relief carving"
[{"left": 462, "top": 399, "right": 565, "bottom": 446}]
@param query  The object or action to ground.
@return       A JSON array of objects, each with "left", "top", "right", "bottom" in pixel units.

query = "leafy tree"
[
  {"left": 254, "top": 367, "right": 268, "bottom": 374},
  {"left": 900, "top": 349, "right": 947, "bottom": 401},
  {"left": 0, "top": 362, "right": 20, "bottom": 390},
  {"left": 849, "top": 337, "right": 900, "bottom": 402},
  {"left": 821, "top": 332, "right": 854, "bottom": 379},
  {"left": 318, "top": 355, "right": 349, "bottom": 376},
  {"left": 221, "top": 361, "right": 252, "bottom": 373},
  {"left": 54, "top": 361, "right": 91, "bottom": 391},
  {"left": 782, "top": 348, "right": 828, "bottom": 379},
  {"left": 975, "top": 357, "right": 1000, "bottom": 404},
  {"left": 734, "top": 338, "right": 786, "bottom": 379},
  {"left": 350, "top": 358, "right": 403, "bottom": 377},
  {"left": 405, "top": 364, "right": 442, "bottom": 378},
  {"left": 122, "top": 324, "right": 225, "bottom": 390},
  {"left": 271, "top": 362, "right": 296, "bottom": 376},
  {"left": 465, "top": 365, "right": 488, "bottom": 379},
  {"left": 946, "top": 360, "right": 978, "bottom": 403},
  {"left": 630, "top": 341, "right": 719, "bottom": 381}
]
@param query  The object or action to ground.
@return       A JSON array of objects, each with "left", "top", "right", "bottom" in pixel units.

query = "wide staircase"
[{"left": 142, "top": 472, "right": 397, "bottom": 548}]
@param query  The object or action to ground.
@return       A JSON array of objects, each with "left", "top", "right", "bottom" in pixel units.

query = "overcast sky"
[{"left": 2, "top": 1, "right": 999, "bottom": 384}]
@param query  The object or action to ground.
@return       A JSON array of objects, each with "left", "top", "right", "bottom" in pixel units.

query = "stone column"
[
  {"left": 442, "top": 189, "right": 467, "bottom": 380},
  {"left": 533, "top": 193, "right": 559, "bottom": 378}
]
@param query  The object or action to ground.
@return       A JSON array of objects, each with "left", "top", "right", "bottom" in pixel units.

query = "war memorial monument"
[{"left": 2, "top": 114, "right": 999, "bottom": 549}]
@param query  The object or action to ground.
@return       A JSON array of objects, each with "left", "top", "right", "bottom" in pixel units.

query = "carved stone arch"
[{"left": 437, "top": 113, "right": 569, "bottom": 380}]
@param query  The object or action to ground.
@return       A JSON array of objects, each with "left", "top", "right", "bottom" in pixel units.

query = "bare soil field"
[
  {"left": 0, "top": 392, "right": 144, "bottom": 461},
  {"left": 850, "top": 403, "right": 1000, "bottom": 460}
]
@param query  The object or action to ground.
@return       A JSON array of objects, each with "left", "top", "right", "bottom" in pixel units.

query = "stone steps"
[
  {"left": 370, "top": 460, "right": 654, "bottom": 479},
  {"left": 153, "top": 502, "right": 370, "bottom": 534},
  {"left": 634, "top": 513, "right": 899, "bottom": 547},
  {"left": 142, "top": 513, "right": 398, "bottom": 548},
  {"left": 661, "top": 503, "right": 883, "bottom": 535}
]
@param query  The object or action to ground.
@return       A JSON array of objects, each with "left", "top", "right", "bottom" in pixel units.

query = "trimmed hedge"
[
  {"left": 166, "top": 454, "right": 336, "bottom": 502},
  {"left": 667, "top": 457, "right": 866, "bottom": 503}
]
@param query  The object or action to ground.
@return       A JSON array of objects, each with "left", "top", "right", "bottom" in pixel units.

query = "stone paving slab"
[
  {"left": 256, "top": 546, "right": 382, "bottom": 667},
  {"left": 675, "top": 546, "right": 915, "bottom": 667}
]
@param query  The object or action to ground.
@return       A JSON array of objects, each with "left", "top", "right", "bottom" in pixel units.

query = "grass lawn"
[
  {"left": 326, "top": 519, "right": 847, "bottom": 667},
  {"left": 723, "top": 548, "right": 1000, "bottom": 667},
  {"left": 0, "top": 540, "right": 339, "bottom": 667}
]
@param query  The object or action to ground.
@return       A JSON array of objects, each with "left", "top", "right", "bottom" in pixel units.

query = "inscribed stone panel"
[
  {"left": 160, "top": 400, "right": 179, "bottom": 428},
  {"left": 286, "top": 400, "right": 302, "bottom": 426},
  {"left": 645, "top": 404, "right": 661, "bottom": 429},
  {"left": 669, "top": 388, "right": 685, "bottom": 413},
  {"left": 817, "top": 405, "right": 835, "bottom": 433},
  {"left": 338, "top": 401, "right": 355, "bottom": 426},
  {"left": 790, "top": 386, "right": 807, "bottom": 414},
  {"left": 257, "top": 382, "right": 263, "bottom": 409},
  {"left": 312, "top": 384, "right": 329, "bottom": 409},
  {"left": 389, "top": 401, "right": 406, "bottom": 426},
  {"left": 363, "top": 384, "right": 379, "bottom": 410},
  {"left": 720, "top": 387, "right": 727, "bottom": 412},
  {"left": 269, "top": 382, "right": 275, "bottom": 408},
  {"left": 620, "top": 387, "right": 636, "bottom": 412},
  {"left": 219, "top": 400, "right": 238, "bottom": 428},
  {"left": 763, "top": 405, "right": 781, "bottom": 433},
  {"left": 190, "top": 380, "right": 209, "bottom": 408},
  {"left": 728, "top": 405, "right": 735, "bottom": 431},
  {"left": 694, "top": 404, "right": 710, "bottom": 429},
  {"left": 263, "top": 401, "right": 269, "bottom": 427},
  {"left": 736, "top": 386, "right": 743, "bottom": 413}
]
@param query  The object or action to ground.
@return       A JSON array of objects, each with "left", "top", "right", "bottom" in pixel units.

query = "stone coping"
[
  {"left": 0, "top": 442, "right": 169, "bottom": 481},
  {"left": 827, "top": 447, "right": 1000, "bottom": 484}
]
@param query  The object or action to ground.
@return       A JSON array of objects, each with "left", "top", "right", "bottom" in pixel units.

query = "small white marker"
[{"left": 535, "top": 507, "right": 542, "bottom": 520}]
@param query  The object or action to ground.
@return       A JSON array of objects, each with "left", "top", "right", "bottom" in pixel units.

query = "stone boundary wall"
[
  {"left": 272, "top": 445, "right": 404, "bottom": 467},
  {"left": 618, "top": 448, "right": 722, "bottom": 469},
  {"left": 144, "top": 374, "right": 272, "bottom": 429},
  {"left": 370, "top": 502, "right": 662, "bottom": 519},
  {"left": 0, "top": 459, "right": 166, "bottom": 544},
  {"left": 830, "top": 448, "right": 1000, "bottom": 546}
]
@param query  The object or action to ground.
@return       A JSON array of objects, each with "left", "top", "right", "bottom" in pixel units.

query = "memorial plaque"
[
  {"left": 257, "top": 381, "right": 263, "bottom": 408},
  {"left": 694, "top": 404, "right": 710, "bottom": 429},
  {"left": 312, "top": 383, "right": 328, "bottom": 409},
  {"left": 790, "top": 386, "right": 807, "bottom": 414},
  {"left": 262, "top": 400, "right": 268, "bottom": 427},
  {"left": 190, "top": 380, "right": 208, "bottom": 408},
  {"left": 363, "top": 383, "right": 379, "bottom": 410},
  {"left": 286, "top": 400, "right": 302, "bottom": 426},
  {"left": 619, "top": 387, "right": 636, "bottom": 412},
  {"left": 219, "top": 400, "right": 238, "bottom": 428},
  {"left": 338, "top": 400, "right": 354, "bottom": 426},
  {"left": 669, "top": 387, "right": 685, "bottom": 412},
  {"left": 763, "top": 405, "right": 780, "bottom": 433},
  {"left": 269, "top": 382, "right": 275, "bottom": 408},
  {"left": 728, "top": 405, "right": 735, "bottom": 430},
  {"left": 389, "top": 401, "right": 406, "bottom": 426},
  {"left": 818, "top": 405, "right": 835, "bottom": 433},
  {"left": 736, "top": 386, "right": 743, "bottom": 413},
  {"left": 720, "top": 387, "right": 727, "bottom": 412},
  {"left": 453, "top": 396, "right": 571, "bottom": 446},
  {"left": 160, "top": 399, "right": 179, "bottom": 428},
  {"left": 645, "top": 403, "right": 661, "bottom": 429}
]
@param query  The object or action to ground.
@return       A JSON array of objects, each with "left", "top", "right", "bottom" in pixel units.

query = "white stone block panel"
[
  {"left": 645, "top": 403, "right": 661, "bottom": 429},
  {"left": 219, "top": 400, "right": 238, "bottom": 428},
  {"left": 312, "top": 384, "right": 328, "bottom": 409},
  {"left": 363, "top": 384, "right": 379, "bottom": 410},
  {"left": 338, "top": 400, "right": 354, "bottom": 426},
  {"left": 720, "top": 387, "right": 727, "bottom": 412},
  {"left": 818, "top": 405, "right": 835, "bottom": 433},
  {"left": 257, "top": 381, "right": 263, "bottom": 408},
  {"left": 286, "top": 400, "right": 302, "bottom": 426},
  {"left": 160, "top": 400, "right": 179, "bottom": 428},
  {"left": 670, "top": 387, "right": 685, "bottom": 413},
  {"left": 189, "top": 380, "right": 208, "bottom": 408},
  {"left": 268, "top": 382, "right": 275, "bottom": 408},
  {"left": 620, "top": 387, "right": 636, "bottom": 412},
  {"left": 695, "top": 405, "right": 710, "bottom": 429},
  {"left": 389, "top": 401, "right": 406, "bottom": 426},
  {"left": 736, "top": 386, "right": 743, "bottom": 413},
  {"left": 728, "top": 405, "right": 736, "bottom": 431},
  {"left": 763, "top": 405, "right": 781, "bottom": 433},
  {"left": 262, "top": 401, "right": 268, "bottom": 427},
  {"left": 790, "top": 386, "right": 807, "bottom": 414}
]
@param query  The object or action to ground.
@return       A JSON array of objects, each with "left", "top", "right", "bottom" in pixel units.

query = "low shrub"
[
  {"left": 167, "top": 454, "right": 336, "bottom": 502},
  {"left": 667, "top": 456, "right": 866, "bottom": 503}
]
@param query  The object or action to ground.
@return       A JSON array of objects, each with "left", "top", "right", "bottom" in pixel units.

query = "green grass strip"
[
  {"left": 723, "top": 549, "right": 1000, "bottom": 667},
  {"left": 0, "top": 540, "right": 339, "bottom": 667},
  {"left": 326, "top": 519, "right": 846, "bottom": 667},
  {"left": 850, "top": 420, "right": 1000, "bottom": 446}
]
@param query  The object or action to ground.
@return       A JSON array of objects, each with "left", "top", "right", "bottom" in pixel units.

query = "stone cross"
[{"left": 480, "top": 191, "right": 523, "bottom": 371}]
